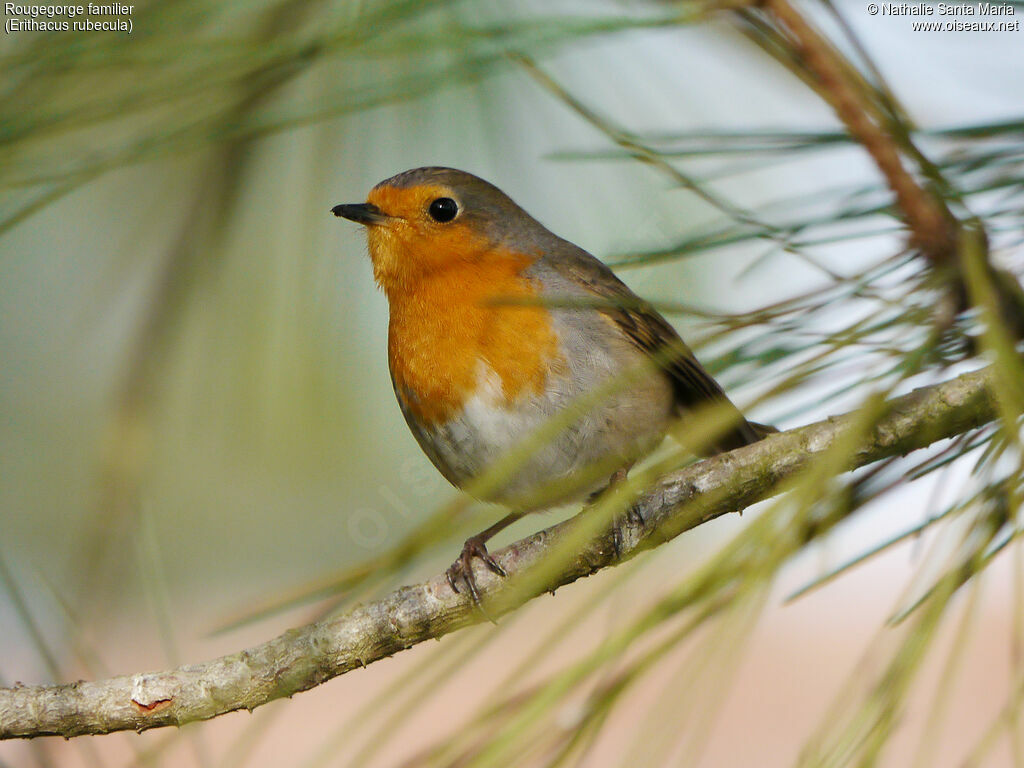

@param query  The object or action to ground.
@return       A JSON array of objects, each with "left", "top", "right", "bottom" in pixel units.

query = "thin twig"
[{"left": 756, "top": 0, "right": 957, "bottom": 262}]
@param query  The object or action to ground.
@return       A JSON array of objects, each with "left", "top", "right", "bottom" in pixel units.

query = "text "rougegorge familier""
[{"left": 5, "top": 3, "right": 133, "bottom": 33}]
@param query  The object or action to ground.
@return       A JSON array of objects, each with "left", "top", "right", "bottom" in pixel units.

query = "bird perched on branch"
[{"left": 334, "top": 167, "right": 769, "bottom": 602}]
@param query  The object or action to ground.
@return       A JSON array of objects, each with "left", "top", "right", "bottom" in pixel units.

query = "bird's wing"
[{"left": 540, "top": 242, "right": 762, "bottom": 451}]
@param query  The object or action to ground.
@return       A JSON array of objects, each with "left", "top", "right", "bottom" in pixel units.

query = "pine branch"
[
  {"left": 737, "top": 1, "right": 1024, "bottom": 338},
  {"left": 748, "top": 0, "right": 958, "bottom": 262},
  {"left": 0, "top": 367, "right": 998, "bottom": 740}
]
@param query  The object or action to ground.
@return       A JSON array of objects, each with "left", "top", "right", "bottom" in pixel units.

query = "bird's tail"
[
  {"left": 712, "top": 417, "right": 778, "bottom": 454},
  {"left": 748, "top": 421, "right": 779, "bottom": 440}
]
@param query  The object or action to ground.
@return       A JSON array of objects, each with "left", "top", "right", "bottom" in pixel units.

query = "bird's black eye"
[{"left": 427, "top": 197, "right": 459, "bottom": 223}]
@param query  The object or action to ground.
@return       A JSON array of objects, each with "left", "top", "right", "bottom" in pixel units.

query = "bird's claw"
[
  {"left": 446, "top": 535, "right": 507, "bottom": 607},
  {"left": 611, "top": 504, "right": 644, "bottom": 560}
]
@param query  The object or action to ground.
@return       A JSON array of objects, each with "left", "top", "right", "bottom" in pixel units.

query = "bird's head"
[{"left": 333, "top": 167, "right": 542, "bottom": 295}]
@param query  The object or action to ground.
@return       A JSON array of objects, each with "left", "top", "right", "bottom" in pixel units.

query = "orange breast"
[{"left": 387, "top": 251, "right": 563, "bottom": 426}]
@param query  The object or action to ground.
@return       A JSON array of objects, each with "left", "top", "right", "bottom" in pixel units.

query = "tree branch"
[
  {"left": 738, "top": 3, "right": 1024, "bottom": 341},
  {"left": 754, "top": 0, "right": 958, "bottom": 263},
  {"left": 0, "top": 367, "right": 998, "bottom": 740}
]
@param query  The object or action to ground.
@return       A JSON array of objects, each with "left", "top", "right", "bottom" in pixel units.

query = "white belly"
[{"left": 405, "top": 349, "right": 674, "bottom": 510}]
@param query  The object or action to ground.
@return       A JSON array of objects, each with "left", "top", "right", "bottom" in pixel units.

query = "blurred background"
[{"left": 2, "top": 0, "right": 1023, "bottom": 766}]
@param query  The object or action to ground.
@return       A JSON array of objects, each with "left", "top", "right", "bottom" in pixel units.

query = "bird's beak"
[{"left": 332, "top": 202, "right": 388, "bottom": 226}]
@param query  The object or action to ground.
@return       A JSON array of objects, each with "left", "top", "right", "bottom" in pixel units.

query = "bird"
[{"left": 333, "top": 167, "right": 769, "bottom": 602}]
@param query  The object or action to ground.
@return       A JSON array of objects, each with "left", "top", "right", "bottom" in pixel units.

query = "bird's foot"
[
  {"left": 611, "top": 504, "right": 645, "bottom": 560},
  {"left": 586, "top": 468, "right": 644, "bottom": 559},
  {"left": 446, "top": 534, "right": 507, "bottom": 606}
]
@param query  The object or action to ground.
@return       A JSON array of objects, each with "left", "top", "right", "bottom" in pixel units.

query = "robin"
[{"left": 333, "top": 167, "right": 768, "bottom": 602}]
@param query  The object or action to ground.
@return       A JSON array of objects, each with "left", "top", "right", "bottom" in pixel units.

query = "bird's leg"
[
  {"left": 607, "top": 466, "right": 630, "bottom": 489},
  {"left": 589, "top": 466, "right": 641, "bottom": 518},
  {"left": 587, "top": 465, "right": 644, "bottom": 559},
  {"left": 447, "top": 511, "right": 523, "bottom": 605}
]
